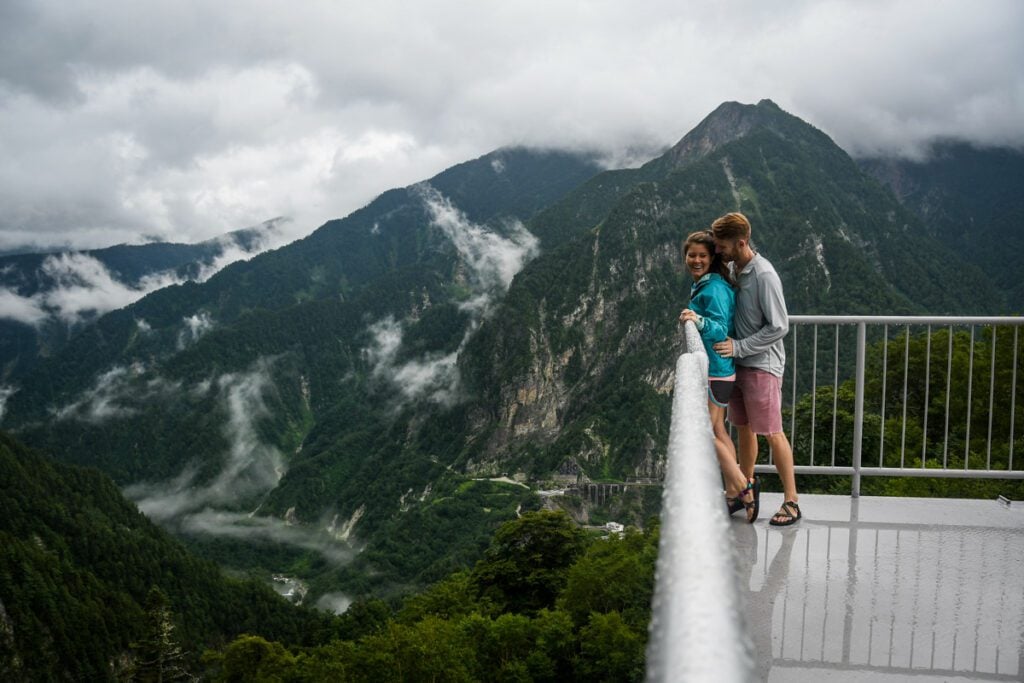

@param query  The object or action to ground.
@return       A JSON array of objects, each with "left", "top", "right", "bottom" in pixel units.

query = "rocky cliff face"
[{"left": 459, "top": 100, "right": 1005, "bottom": 486}]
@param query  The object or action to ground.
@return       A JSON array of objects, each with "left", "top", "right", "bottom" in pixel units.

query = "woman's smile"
[{"left": 686, "top": 244, "right": 712, "bottom": 280}]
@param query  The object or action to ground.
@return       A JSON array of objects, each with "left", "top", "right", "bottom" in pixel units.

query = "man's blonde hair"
[{"left": 710, "top": 212, "right": 751, "bottom": 241}]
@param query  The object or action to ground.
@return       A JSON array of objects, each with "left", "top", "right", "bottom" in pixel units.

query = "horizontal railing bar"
[
  {"left": 789, "top": 314, "right": 1024, "bottom": 326},
  {"left": 753, "top": 465, "right": 1024, "bottom": 479},
  {"left": 770, "top": 658, "right": 1020, "bottom": 681}
]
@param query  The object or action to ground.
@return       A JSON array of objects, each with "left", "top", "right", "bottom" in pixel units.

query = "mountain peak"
[{"left": 659, "top": 99, "right": 822, "bottom": 169}]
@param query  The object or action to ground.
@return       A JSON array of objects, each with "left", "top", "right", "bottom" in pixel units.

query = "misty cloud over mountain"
[
  {"left": 0, "top": 223, "right": 285, "bottom": 327},
  {"left": 363, "top": 185, "right": 540, "bottom": 405},
  {"left": 52, "top": 362, "right": 181, "bottom": 423},
  {"left": 105, "top": 358, "right": 355, "bottom": 564}
]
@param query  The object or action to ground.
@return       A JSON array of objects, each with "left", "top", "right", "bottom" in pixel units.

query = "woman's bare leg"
[{"left": 709, "top": 402, "right": 748, "bottom": 498}]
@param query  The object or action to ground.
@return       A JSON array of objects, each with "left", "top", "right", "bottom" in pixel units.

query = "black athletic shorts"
[{"left": 708, "top": 379, "right": 735, "bottom": 408}]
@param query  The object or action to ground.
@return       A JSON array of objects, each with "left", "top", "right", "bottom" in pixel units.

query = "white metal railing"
[
  {"left": 764, "top": 316, "right": 1024, "bottom": 496},
  {"left": 646, "top": 321, "right": 755, "bottom": 682}
]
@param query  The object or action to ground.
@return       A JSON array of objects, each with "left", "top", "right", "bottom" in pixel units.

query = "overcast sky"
[{"left": 1, "top": 0, "right": 1021, "bottom": 252}]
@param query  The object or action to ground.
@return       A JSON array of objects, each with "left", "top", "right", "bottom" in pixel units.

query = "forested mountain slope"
[
  {"left": 859, "top": 141, "right": 1024, "bottom": 309},
  {"left": 1, "top": 101, "right": 1008, "bottom": 604},
  {"left": 0, "top": 431, "right": 333, "bottom": 681}
]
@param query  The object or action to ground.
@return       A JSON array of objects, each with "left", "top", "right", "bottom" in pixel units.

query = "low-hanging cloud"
[
  {"left": 0, "top": 222, "right": 283, "bottom": 327},
  {"left": 180, "top": 510, "right": 355, "bottom": 565},
  {"left": 0, "top": 385, "right": 16, "bottom": 423},
  {"left": 0, "top": 253, "right": 183, "bottom": 326},
  {"left": 315, "top": 592, "right": 354, "bottom": 615},
  {"left": 364, "top": 187, "right": 538, "bottom": 404},
  {"left": 52, "top": 362, "right": 182, "bottom": 423},
  {"left": 121, "top": 357, "right": 356, "bottom": 564},
  {"left": 178, "top": 311, "right": 215, "bottom": 349},
  {"left": 127, "top": 358, "right": 283, "bottom": 519},
  {"left": 418, "top": 184, "right": 539, "bottom": 297},
  {"left": 364, "top": 316, "right": 461, "bottom": 405}
]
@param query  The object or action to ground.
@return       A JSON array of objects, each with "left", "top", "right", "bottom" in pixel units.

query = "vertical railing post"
[{"left": 852, "top": 322, "right": 866, "bottom": 497}]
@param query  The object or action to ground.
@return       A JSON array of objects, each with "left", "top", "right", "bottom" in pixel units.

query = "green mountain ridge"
[
  {"left": 0, "top": 221, "right": 284, "bottom": 382},
  {"left": 1, "top": 100, "right": 1017, "bottom": 607}
]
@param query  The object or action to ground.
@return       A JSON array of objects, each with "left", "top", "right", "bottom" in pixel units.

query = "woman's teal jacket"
[{"left": 688, "top": 273, "right": 736, "bottom": 378}]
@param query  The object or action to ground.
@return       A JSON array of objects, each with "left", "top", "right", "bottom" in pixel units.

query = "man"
[{"left": 710, "top": 212, "right": 801, "bottom": 526}]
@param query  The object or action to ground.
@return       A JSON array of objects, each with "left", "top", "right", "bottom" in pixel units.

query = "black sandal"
[
  {"left": 727, "top": 478, "right": 759, "bottom": 523},
  {"left": 769, "top": 500, "right": 801, "bottom": 526},
  {"left": 745, "top": 477, "right": 760, "bottom": 524},
  {"left": 726, "top": 495, "right": 745, "bottom": 516}
]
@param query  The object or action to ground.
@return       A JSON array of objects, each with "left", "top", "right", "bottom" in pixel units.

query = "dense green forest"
[
  {"left": 202, "top": 511, "right": 658, "bottom": 683},
  {"left": 0, "top": 432, "right": 337, "bottom": 681},
  {"left": 1, "top": 437, "right": 656, "bottom": 682},
  {"left": 860, "top": 141, "right": 1024, "bottom": 309}
]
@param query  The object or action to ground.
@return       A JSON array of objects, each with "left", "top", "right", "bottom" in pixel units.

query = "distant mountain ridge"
[
  {"left": 0, "top": 224, "right": 275, "bottom": 294},
  {"left": 2, "top": 101, "right": 1018, "bottom": 606},
  {"left": 0, "top": 221, "right": 285, "bottom": 381},
  {"left": 858, "top": 140, "right": 1024, "bottom": 310}
]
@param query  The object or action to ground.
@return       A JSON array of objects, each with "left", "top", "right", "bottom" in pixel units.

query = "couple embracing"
[{"left": 678, "top": 212, "right": 802, "bottom": 526}]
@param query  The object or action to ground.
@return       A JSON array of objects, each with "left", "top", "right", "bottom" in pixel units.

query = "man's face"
[{"left": 714, "top": 237, "right": 742, "bottom": 263}]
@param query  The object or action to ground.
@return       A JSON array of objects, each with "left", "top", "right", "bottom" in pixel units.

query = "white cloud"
[
  {"left": 39, "top": 253, "right": 183, "bottom": 324},
  {"left": 127, "top": 358, "right": 283, "bottom": 517},
  {"left": 0, "top": 385, "right": 16, "bottom": 423},
  {"left": 418, "top": 184, "right": 539, "bottom": 294},
  {"left": 0, "top": 224, "right": 282, "bottom": 327},
  {"left": 364, "top": 316, "right": 461, "bottom": 405},
  {"left": 0, "top": 287, "right": 48, "bottom": 326},
  {"left": 315, "top": 592, "right": 353, "bottom": 615},
  {"left": 117, "top": 356, "right": 354, "bottom": 563},
  {"left": 180, "top": 510, "right": 354, "bottom": 565},
  {"left": 1, "top": 1, "right": 1020, "bottom": 250},
  {"left": 363, "top": 188, "right": 538, "bottom": 405},
  {"left": 178, "top": 311, "right": 214, "bottom": 349},
  {"left": 52, "top": 362, "right": 181, "bottom": 423},
  {"left": 0, "top": 253, "right": 185, "bottom": 326}
]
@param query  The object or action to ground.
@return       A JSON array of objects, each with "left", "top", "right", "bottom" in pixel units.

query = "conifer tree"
[{"left": 130, "top": 587, "right": 194, "bottom": 682}]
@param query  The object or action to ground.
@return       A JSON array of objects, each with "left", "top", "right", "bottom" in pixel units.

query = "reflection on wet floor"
[{"left": 732, "top": 493, "right": 1024, "bottom": 682}]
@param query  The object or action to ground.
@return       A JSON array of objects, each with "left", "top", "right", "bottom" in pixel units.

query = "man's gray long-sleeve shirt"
[{"left": 730, "top": 253, "right": 788, "bottom": 378}]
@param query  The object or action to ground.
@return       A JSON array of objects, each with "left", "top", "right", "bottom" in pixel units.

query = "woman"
[{"left": 678, "top": 230, "right": 758, "bottom": 522}]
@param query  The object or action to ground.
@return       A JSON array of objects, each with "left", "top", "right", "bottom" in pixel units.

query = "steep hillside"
[
  {"left": 1, "top": 147, "right": 600, "bottom": 599},
  {"left": 0, "top": 102, "right": 1007, "bottom": 602},
  {"left": 0, "top": 431, "right": 333, "bottom": 681},
  {"left": 859, "top": 141, "right": 1024, "bottom": 309}
]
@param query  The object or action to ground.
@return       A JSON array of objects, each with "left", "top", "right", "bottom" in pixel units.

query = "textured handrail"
[{"left": 646, "top": 321, "right": 755, "bottom": 682}]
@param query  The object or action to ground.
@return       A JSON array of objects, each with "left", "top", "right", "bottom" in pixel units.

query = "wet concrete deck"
[{"left": 730, "top": 493, "right": 1024, "bottom": 682}]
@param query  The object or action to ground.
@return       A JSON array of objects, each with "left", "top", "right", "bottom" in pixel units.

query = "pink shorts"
[{"left": 728, "top": 366, "right": 783, "bottom": 435}]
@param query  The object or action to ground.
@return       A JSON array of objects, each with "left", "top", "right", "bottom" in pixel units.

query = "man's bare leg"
[
  {"left": 766, "top": 431, "right": 799, "bottom": 522},
  {"left": 736, "top": 424, "right": 758, "bottom": 481}
]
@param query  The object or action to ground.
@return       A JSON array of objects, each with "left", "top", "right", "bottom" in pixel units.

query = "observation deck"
[{"left": 733, "top": 492, "right": 1024, "bottom": 682}]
